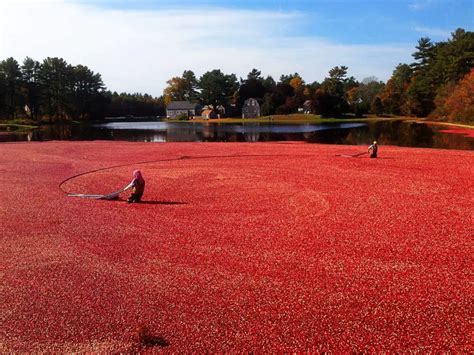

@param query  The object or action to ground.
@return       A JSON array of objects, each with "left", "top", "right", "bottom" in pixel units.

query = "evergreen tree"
[
  {"left": 318, "top": 66, "right": 350, "bottom": 117},
  {"left": 411, "top": 37, "right": 435, "bottom": 73},
  {"left": 21, "top": 57, "right": 42, "bottom": 120},
  {"left": 236, "top": 68, "right": 266, "bottom": 109},
  {"left": 406, "top": 29, "right": 474, "bottom": 117},
  {"left": 38, "top": 57, "right": 72, "bottom": 121},
  {"left": 70, "top": 64, "right": 106, "bottom": 120},
  {"left": 199, "top": 69, "right": 239, "bottom": 108},
  {"left": 0, "top": 57, "right": 22, "bottom": 119}
]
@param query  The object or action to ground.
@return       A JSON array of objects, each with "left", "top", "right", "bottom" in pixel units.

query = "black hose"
[
  {"left": 59, "top": 153, "right": 287, "bottom": 195},
  {"left": 59, "top": 156, "right": 186, "bottom": 195}
]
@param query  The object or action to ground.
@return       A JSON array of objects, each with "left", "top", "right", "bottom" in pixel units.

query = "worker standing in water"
[{"left": 368, "top": 141, "right": 378, "bottom": 158}]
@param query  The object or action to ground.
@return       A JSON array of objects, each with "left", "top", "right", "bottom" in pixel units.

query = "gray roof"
[
  {"left": 243, "top": 98, "right": 260, "bottom": 106},
  {"left": 166, "top": 101, "right": 199, "bottom": 110}
]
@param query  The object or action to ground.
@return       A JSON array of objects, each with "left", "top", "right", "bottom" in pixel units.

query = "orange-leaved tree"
[{"left": 432, "top": 68, "right": 474, "bottom": 123}]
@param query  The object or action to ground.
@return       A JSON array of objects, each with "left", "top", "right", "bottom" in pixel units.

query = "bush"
[
  {"left": 431, "top": 69, "right": 474, "bottom": 123},
  {"left": 175, "top": 114, "right": 189, "bottom": 121},
  {"left": 136, "top": 324, "right": 169, "bottom": 348}
]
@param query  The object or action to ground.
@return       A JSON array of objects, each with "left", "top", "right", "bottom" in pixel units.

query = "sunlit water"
[{"left": 1, "top": 120, "right": 472, "bottom": 150}]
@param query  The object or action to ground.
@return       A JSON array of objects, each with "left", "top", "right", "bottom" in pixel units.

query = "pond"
[{"left": 1, "top": 119, "right": 473, "bottom": 150}]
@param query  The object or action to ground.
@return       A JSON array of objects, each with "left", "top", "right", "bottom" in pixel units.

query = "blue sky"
[
  {"left": 1, "top": 0, "right": 471, "bottom": 95},
  {"left": 83, "top": 0, "right": 473, "bottom": 43}
]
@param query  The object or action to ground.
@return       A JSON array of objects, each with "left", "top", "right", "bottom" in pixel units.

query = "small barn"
[
  {"left": 242, "top": 98, "right": 260, "bottom": 119},
  {"left": 303, "top": 100, "right": 312, "bottom": 114},
  {"left": 166, "top": 101, "right": 201, "bottom": 119}
]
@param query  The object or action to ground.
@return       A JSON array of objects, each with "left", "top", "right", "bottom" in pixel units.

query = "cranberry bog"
[{"left": 1, "top": 141, "right": 472, "bottom": 352}]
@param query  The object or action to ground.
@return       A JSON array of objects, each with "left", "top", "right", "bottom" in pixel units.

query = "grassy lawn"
[
  {"left": 418, "top": 119, "right": 474, "bottom": 129},
  {"left": 166, "top": 114, "right": 403, "bottom": 124},
  {"left": 0, "top": 123, "right": 38, "bottom": 131}
]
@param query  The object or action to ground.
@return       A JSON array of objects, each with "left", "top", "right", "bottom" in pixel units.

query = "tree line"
[
  {"left": 0, "top": 57, "right": 165, "bottom": 122},
  {"left": 379, "top": 28, "right": 473, "bottom": 123},
  {"left": 162, "top": 28, "right": 473, "bottom": 122},
  {"left": 1, "top": 28, "right": 472, "bottom": 123},
  {"left": 0, "top": 57, "right": 109, "bottom": 122}
]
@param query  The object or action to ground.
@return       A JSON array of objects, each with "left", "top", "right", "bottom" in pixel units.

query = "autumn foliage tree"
[
  {"left": 378, "top": 64, "right": 412, "bottom": 115},
  {"left": 163, "top": 70, "right": 198, "bottom": 105},
  {"left": 431, "top": 68, "right": 474, "bottom": 123},
  {"left": 413, "top": 29, "right": 473, "bottom": 117},
  {"left": 376, "top": 28, "right": 473, "bottom": 120},
  {"left": 346, "top": 77, "right": 385, "bottom": 116}
]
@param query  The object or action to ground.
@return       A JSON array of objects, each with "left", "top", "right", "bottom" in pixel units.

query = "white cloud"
[
  {"left": 409, "top": 0, "right": 434, "bottom": 11},
  {"left": 0, "top": 0, "right": 413, "bottom": 96},
  {"left": 414, "top": 26, "right": 451, "bottom": 39}
]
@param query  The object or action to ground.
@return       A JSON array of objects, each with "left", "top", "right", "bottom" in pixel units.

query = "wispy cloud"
[
  {"left": 414, "top": 26, "right": 451, "bottom": 39},
  {"left": 409, "top": 0, "right": 434, "bottom": 11},
  {"left": 0, "top": 1, "right": 413, "bottom": 95}
]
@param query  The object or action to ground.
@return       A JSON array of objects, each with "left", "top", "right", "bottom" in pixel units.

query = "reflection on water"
[{"left": 1, "top": 120, "right": 472, "bottom": 150}]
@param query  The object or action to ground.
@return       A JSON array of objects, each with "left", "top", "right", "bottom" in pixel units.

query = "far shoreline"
[
  {"left": 163, "top": 115, "right": 474, "bottom": 129},
  {"left": 1, "top": 115, "right": 473, "bottom": 133}
]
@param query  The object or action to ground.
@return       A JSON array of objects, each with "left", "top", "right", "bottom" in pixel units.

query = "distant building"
[
  {"left": 303, "top": 100, "right": 312, "bottom": 114},
  {"left": 201, "top": 109, "right": 218, "bottom": 119},
  {"left": 242, "top": 98, "right": 260, "bottom": 118},
  {"left": 202, "top": 104, "right": 225, "bottom": 118},
  {"left": 215, "top": 105, "right": 226, "bottom": 117},
  {"left": 166, "top": 101, "right": 201, "bottom": 118}
]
